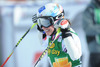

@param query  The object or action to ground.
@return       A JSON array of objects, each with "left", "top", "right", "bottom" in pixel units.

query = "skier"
[{"left": 33, "top": 3, "right": 82, "bottom": 67}]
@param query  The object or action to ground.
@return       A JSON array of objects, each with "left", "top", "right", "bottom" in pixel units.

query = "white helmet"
[
  {"left": 37, "top": 3, "right": 65, "bottom": 28},
  {"left": 37, "top": 3, "right": 64, "bottom": 17}
]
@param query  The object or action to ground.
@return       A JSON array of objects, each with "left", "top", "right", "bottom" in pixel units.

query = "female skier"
[{"left": 33, "top": 3, "right": 82, "bottom": 67}]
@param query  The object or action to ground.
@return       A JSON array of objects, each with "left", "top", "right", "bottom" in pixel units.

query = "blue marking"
[
  {"left": 51, "top": 11, "right": 58, "bottom": 17},
  {"left": 38, "top": 6, "right": 46, "bottom": 13},
  {"left": 54, "top": 6, "right": 58, "bottom": 10},
  {"left": 50, "top": 6, "right": 59, "bottom": 17}
]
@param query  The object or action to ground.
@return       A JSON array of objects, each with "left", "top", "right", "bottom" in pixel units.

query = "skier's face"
[{"left": 42, "top": 25, "right": 55, "bottom": 36}]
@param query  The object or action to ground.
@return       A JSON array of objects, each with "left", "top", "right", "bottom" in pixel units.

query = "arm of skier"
[
  {"left": 63, "top": 28, "right": 82, "bottom": 60},
  {"left": 32, "top": 14, "right": 48, "bottom": 46},
  {"left": 54, "top": 19, "right": 82, "bottom": 60}
]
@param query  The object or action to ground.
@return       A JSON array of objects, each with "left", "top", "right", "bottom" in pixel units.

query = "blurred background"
[{"left": 0, "top": 0, "right": 93, "bottom": 67}]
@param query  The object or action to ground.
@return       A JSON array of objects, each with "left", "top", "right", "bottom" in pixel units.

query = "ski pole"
[
  {"left": 34, "top": 28, "right": 61, "bottom": 67},
  {"left": 0, "top": 23, "right": 38, "bottom": 67}
]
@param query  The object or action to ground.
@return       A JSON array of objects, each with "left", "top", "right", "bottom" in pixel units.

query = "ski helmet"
[{"left": 37, "top": 3, "right": 64, "bottom": 28}]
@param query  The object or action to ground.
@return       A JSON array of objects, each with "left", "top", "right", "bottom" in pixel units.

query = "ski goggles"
[{"left": 37, "top": 16, "right": 54, "bottom": 28}]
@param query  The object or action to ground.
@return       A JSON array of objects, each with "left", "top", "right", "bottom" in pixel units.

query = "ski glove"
[
  {"left": 32, "top": 14, "right": 38, "bottom": 23},
  {"left": 54, "top": 18, "right": 71, "bottom": 38},
  {"left": 32, "top": 14, "right": 46, "bottom": 39},
  {"left": 37, "top": 25, "right": 44, "bottom": 32},
  {"left": 32, "top": 14, "right": 44, "bottom": 32},
  {"left": 61, "top": 28, "right": 72, "bottom": 39},
  {"left": 54, "top": 18, "right": 69, "bottom": 29}
]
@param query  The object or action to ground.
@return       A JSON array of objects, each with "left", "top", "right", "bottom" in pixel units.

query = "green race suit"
[{"left": 48, "top": 34, "right": 81, "bottom": 67}]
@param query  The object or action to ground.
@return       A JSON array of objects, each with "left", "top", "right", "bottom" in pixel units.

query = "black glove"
[
  {"left": 32, "top": 14, "right": 47, "bottom": 39},
  {"left": 32, "top": 14, "right": 38, "bottom": 23},
  {"left": 37, "top": 25, "right": 44, "bottom": 32},
  {"left": 61, "top": 28, "right": 72, "bottom": 39},
  {"left": 32, "top": 14, "right": 44, "bottom": 32}
]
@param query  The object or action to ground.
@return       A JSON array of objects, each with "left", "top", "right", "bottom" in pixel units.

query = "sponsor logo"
[
  {"left": 60, "top": 20, "right": 68, "bottom": 25},
  {"left": 38, "top": 6, "right": 46, "bottom": 13},
  {"left": 48, "top": 49, "right": 60, "bottom": 56},
  {"left": 49, "top": 43, "right": 55, "bottom": 48}
]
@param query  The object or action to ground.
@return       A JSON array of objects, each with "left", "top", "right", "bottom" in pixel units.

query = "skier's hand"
[
  {"left": 61, "top": 28, "right": 72, "bottom": 39},
  {"left": 54, "top": 18, "right": 69, "bottom": 29},
  {"left": 37, "top": 24, "right": 44, "bottom": 32},
  {"left": 32, "top": 14, "right": 38, "bottom": 23},
  {"left": 32, "top": 14, "right": 44, "bottom": 32}
]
